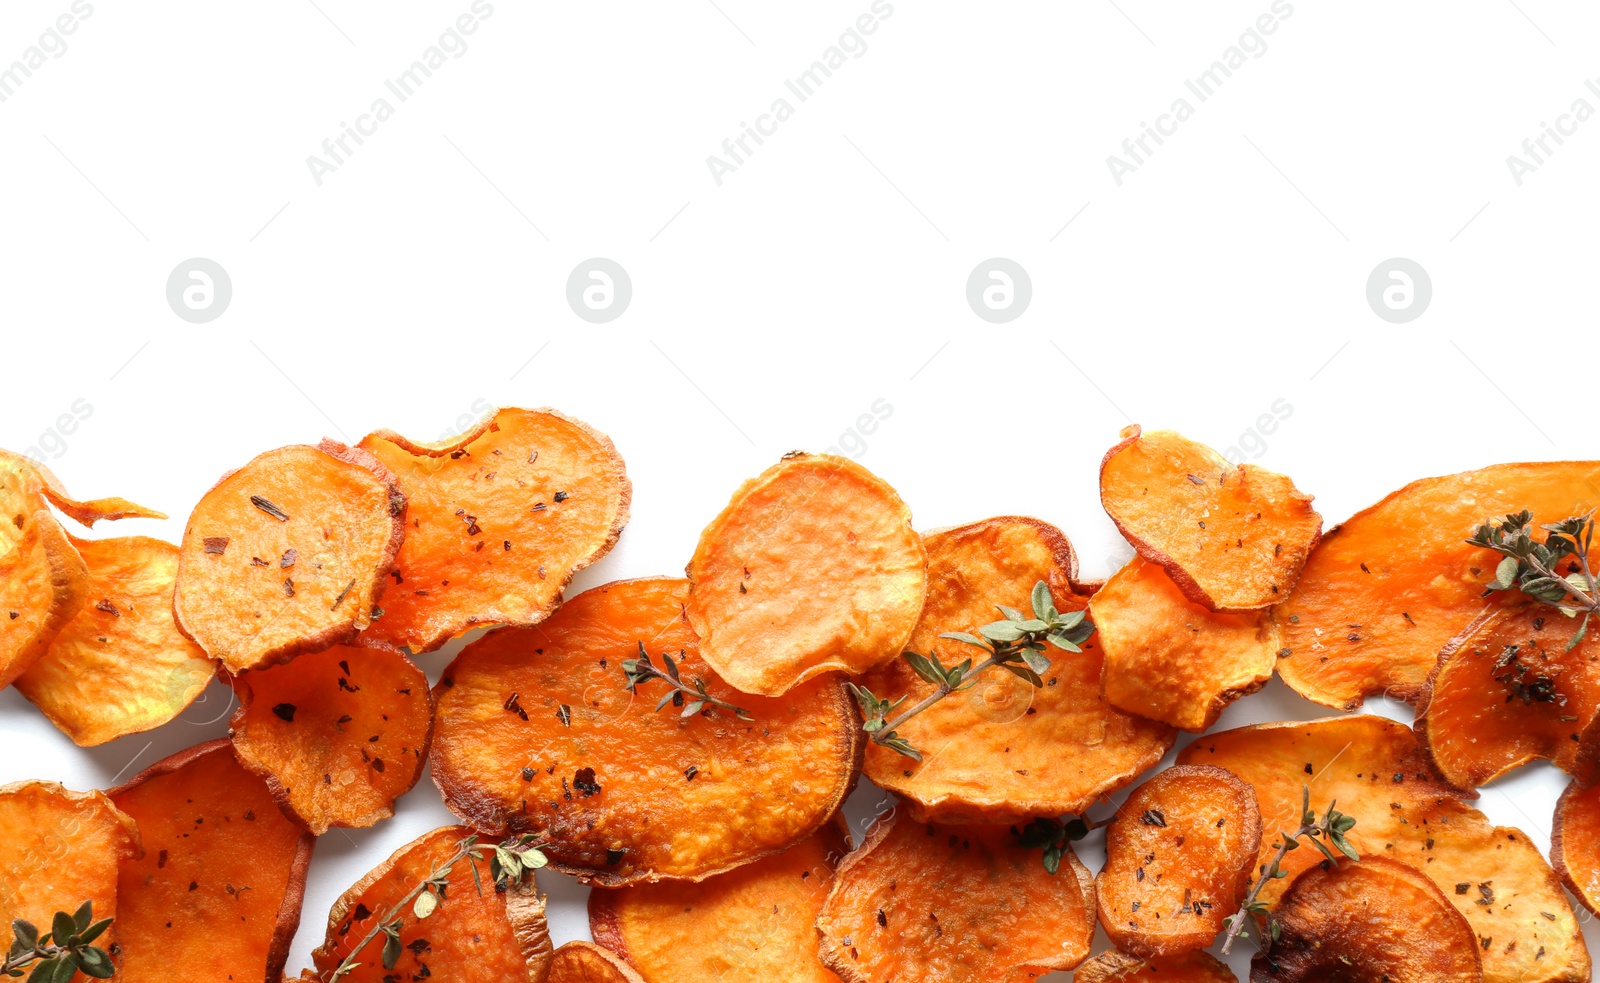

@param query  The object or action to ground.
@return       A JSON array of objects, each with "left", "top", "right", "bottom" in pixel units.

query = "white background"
[{"left": 3, "top": 0, "right": 1599, "bottom": 977}]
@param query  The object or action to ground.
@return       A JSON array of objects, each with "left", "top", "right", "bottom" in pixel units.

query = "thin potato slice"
[
  {"left": 228, "top": 644, "right": 433, "bottom": 834},
  {"left": 0, "top": 454, "right": 89, "bottom": 690},
  {"left": 1076, "top": 950, "right": 1237, "bottom": 983},
  {"left": 588, "top": 821, "right": 849, "bottom": 983},
  {"left": 1178, "top": 716, "right": 1590, "bottom": 983},
  {"left": 1094, "top": 557, "right": 1279, "bottom": 731},
  {"left": 0, "top": 781, "right": 139, "bottom": 962},
  {"left": 858, "top": 518, "right": 1173, "bottom": 823},
  {"left": 109, "top": 740, "right": 314, "bottom": 983},
  {"left": 548, "top": 942, "right": 646, "bottom": 983},
  {"left": 1253, "top": 857, "right": 1483, "bottom": 983},
  {"left": 357, "top": 407, "right": 631, "bottom": 653},
  {"left": 686, "top": 452, "right": 927, "bottom": 696},
  {"left": 1097, "top": 764, "right": 1261, "bottom": 957},
  {"left": 1552, "top": 780, "right": 1600, "bottom": 917},
  {"left": 1099, "top": 426, "right": 1321, "bottom": 611},
  {"left": 431, "top": 577, "right": 861, "bottom": 885},
  {"left": 174, "top": 441, "right": 405, "bottom": 673},
  {"left": 1275, "top": 461, "right": 1600, "bottom": 710},
  {"left": 15, "top": 536, "right": 215, "bottom": 745},
  {"left": 310, "top": 825, "right": 553, "bottom": 983},
  {"left": 1418, "top": 606, "right": 1600, "bottom": 791},
  {"left": 817, "top": 816, "right": 1096, "bottom": 982}
]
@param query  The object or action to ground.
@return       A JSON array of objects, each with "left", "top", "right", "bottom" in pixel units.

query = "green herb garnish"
[
  {"left": 4, "top": 901, "right": 114, "bottom": 980},
  {"left": 622, "top": 643, "right": 752, "bottom": 721},
  {"left": 1470, "top": 510, "right": 1599, "bottom": 652},
  {"left": 1219, "top": 786, "right": 1358, "bottom": 955}
]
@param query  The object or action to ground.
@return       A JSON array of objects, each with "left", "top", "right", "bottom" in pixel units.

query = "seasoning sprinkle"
[{"left": 250, "top": 495, "right": 290, "bottom": 521}]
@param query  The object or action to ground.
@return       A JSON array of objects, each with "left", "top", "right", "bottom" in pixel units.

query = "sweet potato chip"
[
  {"left": 0, "top": 781, "right": 139, "bottom": 962},
  {"left": 109, "top": 740, "right": 314, "bottom": 983},
  {"left": 1553, "top": 780, "right": 1600, "bottom": 917},
  {"left": 547, "top": 942, "right": 646, "bottom": 983},
  {"left": 357, "top": 407, "right": 631, "bottom": 653},
  {"left": 174, "top": 441, "right": 405, "bottom": 673},
  {"left": 588, "top": 820, "right": 849, "bottom": 982},
  {"left": 310, "top": 825, "right": 553, "bottom": 983},
  {"left": 817, "top": 815, "right": 1095, "bottom": 982},
  {"left": 686, "top": 452, "right": 927, "bottom": 696},
  {"left": 1, "top": 449, "right": 166, "bottom": 527},
  {"left": 228, "top": 644, "right": 433, "bottom": 834},
  {"left": 858, "top": 517, "right": 1173, "bottom": 823},
  {"left": 15, "top": 536, "right": 215, "bottom": 745},
  {"left": 1254, "top": 857, "right": 1483, "bottom": 983},
  {"left": 1418, "top": 606, "right": 1600, "bottom": 791},
  {"left": 1099, "top": 426, "right": 1321, "bottom": 611},
  {"left": 1178, "top": 716, "right": 1590, "bottom": 983},
  {"left": 0, "top": 454, "right": 88, "bottom": 690},
  {"left": 1094, "top": 557, "right": 1278, "bottom": 731},
  {"left": 1097, "top": 764, "right": 1261, "bottom": 957},
  {"left": 1075, "top": 950, "right": 1237, "bottom": 983},
  {"left": 431, "top": 577, "right": 861, "bottom": 885},
  {"left": 1275, "top": 461, "right": 1600, "bottom": 710}
]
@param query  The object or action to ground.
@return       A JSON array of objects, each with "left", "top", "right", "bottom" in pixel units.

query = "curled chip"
[
  {"left": 1099, "top": 426, "right": 1321, "bottom": 611},
  {"left": 109, "top": 740, "right": 314, "bottom": 983},
  {"left": 1097, "top": 764, "right": 1261, "bottom": 957},
  {"left": 1275, "top": 461, "right": 1600, "bottom": 710},
  {"left": 1076, "top": 950, "right": 1237, "bottom": 983},
  {"left": 1, "top": 450, "right": 165, "bottom": 527},
  {"left": 0, "top": 781, "right": 139, "bottom": 963},
  {"left": 1093, "top": 557, "right": 1278, "bottom": 731},
  {"left": 228, "top": 644, "right": 433, "bottom": 834},
  {"left": 547, "top": 942, "right": 646, "bottom": 983},
  {"left": 1553, "top": 780, "right": 1600, "bottom": 918},
  {"left": 357, "top": 407, "right": 631, "bottom": 653},
  {"left": 1, "top": 452, "right": 90, "bottom": 691},
  {"left": 15, "top": 536, "right": 215, "bottom": 745},
  {"left": 589, "top": 820, "right": 849, "bottom": 983},
  {"left": 1255, "top": 857, "right": 1483, "bottom": 983},
  {"left": 817, "top": 816, "right": 1095, "bottom": 982},
  {"left": 174, "top": 441, "right": 405, "bottom": 673},
  {"left": 1178, "top": 716, "right": 1590, "bottom": 983},
  {"left": 858, "top": 517, "right": 1173, "bottom": 823},
  {"left": 311, "top": 825, "right": 553, "bottom": 983},
  {"left": 1418, "top": 607, "right": 1600, "bottom": 792},
  {"left": 432, "top": 577, "right": 861, "bottom": 885},
  {"left": 686, "top": 452, "right": 926, "bottom": 696}
]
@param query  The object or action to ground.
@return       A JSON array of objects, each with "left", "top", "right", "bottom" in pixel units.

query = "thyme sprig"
[
  {"left": 1014, "top": 813, "right": 1114, "bottom": 874},
  {"left": 1470, "top": 510, "right": 1599, "bottom": 652},
  {"left": 622, "top": 643, "right": 752, "bottom": 720},
  {"left": 4, "top": 902, "right": 113, "bottom": 981},
  {"left": 329, "top": 833, "right": 548, "bottom": 980},
  {"left": 847, "top": 581, "right": 1095, "bottom": 760},
  {"left": 1219, "top": 787, "right": 1358, "bottom": 956}
]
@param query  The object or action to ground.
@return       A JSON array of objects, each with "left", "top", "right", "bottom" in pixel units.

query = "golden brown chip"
[
  {"left": 2, "top": 449, "right": 166, "bottom": 526},
  {"left": 15, "top": 535, "right": 215, "bottom": 745},
  {"left": 1552, "top": 780, "right": 1600, "bottom": 917},
  {"left": 174, "top": 441, "right": 405, "bottom": 673},
  {"left": 1275, "top": 461, "right": 1600, "bottom": 710},
  {"left": 588, "top": 820, "right": 848, "bottom": 982},
  {"left": 1075, "top": 950, "right": 1237, "bottom": 983},
  {"left": 310, "top": 825, "right": 553, "bottom": 983},
  {"left": 858, "top": 517, "right": 1173, "bottom": 823},
  {"left": 1099, "top": 426, "right": 1321, "bottom": 611},
  {"left": 228, "top": 644, "right": 433, "bottom": 834},
  {"left": 1097, "top": 764, "right": 1261, "bottom": 957},
  {"left": 686, "top": 452, "right": 926, "bottom": 696},
  {"left": 547, "top": 942, "right": 646, "bottom": 983},
  {"left": 0, "top": 454, "right": 89, "bottom": 690},
  {"left": 357, "top": 407, "right": 631, "bottom": 653},
  {"left": 1253, "top": 857, "right": 1483, "bottom": 983},
  {"left": 817, "top": 815, "right": 1095, "bottom": 982},
  {"left": 109, "top": 740, "right": 314, "bottom": 983},
  {"left": 1094, "top": 557, "right": 1278, "bottom": 731},
  {"left": 431, "top": 577, "right": 861, "bottom": 885},
  {"left": 1178, "top": 716, "right": 1590, "bottom": 983}
]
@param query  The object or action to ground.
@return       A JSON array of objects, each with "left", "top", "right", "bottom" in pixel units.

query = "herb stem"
[
  {"left": 330, "top": 836, "right": 478, "bottom": 981},
  {"left": 1219, "top": 823, "right": 1310, "bottom": 956},
  {"left": 875, "top": 652, "right": 1004, "bottom": 736}
]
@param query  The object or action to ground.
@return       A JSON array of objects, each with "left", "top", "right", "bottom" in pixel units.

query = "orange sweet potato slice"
[
  {"left": 0, "top": 781, "right": 139, "bottom": 963},
  {"left": 15, "top": 535, "right": 215, "bottom": 745},
  {"left": 547, "top": 942, "right": 646, "bottom": 983},
  {"left": 1076, "top": 950, "right": 1237, "bottom": 983},
  {"left": 1099, "top": 426, "right": 1321, "bottom": 612},
  {"left": 174, "top": 441, "right": 405, "bottom": 673},
  {"left": 431, "top": 577, "right": 861, "bottom": 885},
  {"left": 588, "top": 820, "right": 849, "bottom": 983},
  {"left": 1417, "top": 606, "right": 1600, "bottom": 791},
  {"left": 2, "top": 450, "right": 166, "bottom": 527},
  {"left": 1552, "top": 780, "right": 1600, "bottom": 917},
  {"left": 1094, "top": 557, "right": 1279, "bottom": 731},
  {"left": 816, "top": 815, "right": 1096, "bottom": 982},
  {"left": 357, "top": 407, "right": 631, "bottom": 653},
  {"left": 109, "top": 740, "right": 314, "bottom": 983},
  {"left": 1097, "top": 764, "right": 1262, "bottom": 957},
  {"left": 0, "top": 454, "right": 89, "bottom": 690},
  {"left": 686, "top": 452, "right": 927, "bottom": 696},
  {"left": 228, "top": 644, "right": 433, "bottom": 834},
  {"left": 857, "top": 517, "right": 1173, "bottom": 823},
  {"left": 1178, "top": 716, "right": 1590, "bottom": 983},
  {"left": 1275, "top": 461, "right": 1600, "bottom": 710},
  {"left": 1254, "top": 857, "right": 1483, "bottom": 983},
  {"left": 310, "top": 824, "right": 553, "bottom": 983}
]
